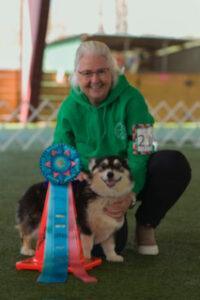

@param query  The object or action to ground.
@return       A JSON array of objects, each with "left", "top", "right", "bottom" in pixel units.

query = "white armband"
[{"left": 132, "top": 124, "right": 154, "bottom": 154}]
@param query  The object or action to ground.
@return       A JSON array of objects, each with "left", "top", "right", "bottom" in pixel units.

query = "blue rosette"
[
  {"left": 39, "top": 143, "right": 81, "bottom": 185},
  {"left": 38, "top": 143, "right": 81, "bottom": 283}
]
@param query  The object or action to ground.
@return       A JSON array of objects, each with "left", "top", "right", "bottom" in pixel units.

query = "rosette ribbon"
[
  {"left": 15, "top": 144, "right": 101, "bottom": 282},
  {"left": 37, "top": 143, "right": 97, "bottom": 283}
]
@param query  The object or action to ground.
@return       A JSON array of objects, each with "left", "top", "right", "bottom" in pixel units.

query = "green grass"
[{"left": 0, "top": 146, "right": 199, "bottom": 300}]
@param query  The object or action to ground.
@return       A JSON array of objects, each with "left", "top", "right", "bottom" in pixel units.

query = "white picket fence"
[{"left": 0, "top": 99, "right": 200, "bottom": 151}]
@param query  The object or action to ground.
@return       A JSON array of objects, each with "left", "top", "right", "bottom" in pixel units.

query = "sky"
[
  {"left": 0, "top": 0, "right": 200, "bottom": 68},
  {"left": 128, "top": 0, "right": 200, "bottom": 38},
  {"left": 49, "top": 0, "right": 200, "bottom": 39}
]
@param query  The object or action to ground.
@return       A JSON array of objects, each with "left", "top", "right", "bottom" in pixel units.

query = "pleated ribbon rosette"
[{"left": 38, "top": 143, "right": 97, "bottom": 283}]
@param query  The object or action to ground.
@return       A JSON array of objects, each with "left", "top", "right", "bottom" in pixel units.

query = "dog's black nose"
[{"left": 107, "top": 171, "right": 114, "bottom": 179}]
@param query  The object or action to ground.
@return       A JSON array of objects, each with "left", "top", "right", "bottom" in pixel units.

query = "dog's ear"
[
  {"left": 88, "top": 158, "right": 96, "bottom": 172},
  {"left": 122, "top": 158, "right": 129, "bottom": 168}
]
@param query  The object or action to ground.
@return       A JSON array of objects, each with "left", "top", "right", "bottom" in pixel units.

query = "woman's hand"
[{"left": 104, "top": 193, "right": 135, "bottom": 221}]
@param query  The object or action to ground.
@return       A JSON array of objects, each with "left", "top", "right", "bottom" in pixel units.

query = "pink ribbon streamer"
[{"left": 68, "top": 183, "right": 97, "bottom": 283}]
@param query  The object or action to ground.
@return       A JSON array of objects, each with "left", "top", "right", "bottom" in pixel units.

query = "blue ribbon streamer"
[{"left": 38, "top": 184, "right": 69, "bottom": 283}]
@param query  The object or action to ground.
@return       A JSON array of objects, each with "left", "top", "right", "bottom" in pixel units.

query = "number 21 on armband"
[{"left": 132, "top": 124, "right": 154, "bottom": 154}]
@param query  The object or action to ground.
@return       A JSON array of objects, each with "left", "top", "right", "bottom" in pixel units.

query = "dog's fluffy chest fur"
[{"left": 87, "top": 197, "right": 124, "bottom": 244}]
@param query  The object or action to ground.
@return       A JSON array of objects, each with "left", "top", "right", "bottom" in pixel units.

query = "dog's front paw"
[
  {"left": 20, "top": 247, "right": 35, "bottom": 256},
  {"left": 106, "top": 254, "right": 124, "bottom": 262},
  {"left": 83, "top": 253, "right": 92, "bottom": 260}
]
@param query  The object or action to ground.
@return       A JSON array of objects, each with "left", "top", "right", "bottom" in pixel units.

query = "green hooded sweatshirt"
[{"left": 53, "top": 75, "right": 154, "bottom": 194}]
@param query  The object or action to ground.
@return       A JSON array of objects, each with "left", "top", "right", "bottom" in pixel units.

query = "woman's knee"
[{"left": 148, "top": 149, "right": 191, "bottom": 183}]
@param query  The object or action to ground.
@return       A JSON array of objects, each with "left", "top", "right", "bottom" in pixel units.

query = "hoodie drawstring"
[{"left": 100, "top": 106, "right": 107, "bottom": 142}]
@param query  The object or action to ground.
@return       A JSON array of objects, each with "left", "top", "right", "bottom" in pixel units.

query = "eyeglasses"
[{"left": 78, "top": 68, "right": 110, "bottom": 79}]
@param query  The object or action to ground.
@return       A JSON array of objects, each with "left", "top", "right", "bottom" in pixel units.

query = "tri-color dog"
[{"left": 16, "top": 156, "right": 135, "bottom": 262}]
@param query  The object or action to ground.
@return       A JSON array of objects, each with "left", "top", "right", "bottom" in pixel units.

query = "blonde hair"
[{"left": 70, "top": 40, "right": 120, "bottom": 87}]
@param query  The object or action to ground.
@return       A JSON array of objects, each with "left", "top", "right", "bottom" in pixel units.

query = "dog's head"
[{"left": 88, "top": 156, "right": 134, "bottom": 197}]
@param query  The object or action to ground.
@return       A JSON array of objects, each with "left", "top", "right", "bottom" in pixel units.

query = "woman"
[{"left": 53, "top": 40, "right": 191, "bottom": 256}]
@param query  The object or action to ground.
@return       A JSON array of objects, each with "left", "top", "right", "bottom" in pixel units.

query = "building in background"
[
  {"left": 153, "top": 40, "right": 200, "bottom": 73},
  {"left": 42, "top": 33, "right": 190, "bottom": 75}
]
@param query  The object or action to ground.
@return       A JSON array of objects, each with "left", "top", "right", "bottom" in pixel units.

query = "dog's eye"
[
  {"left": 115, "top": 165, "right": 125, "bottom": 172},
  {"left": 114, "top": 162, "right": 121, "bottom": 168},
  {"left": 113, "top": 161, "right": 122, "bottom": 170},
  {"left": 99, "top": 163, "right": 108, "bottom": 171},
  {"left": 118, "top": 167, "right": 124, "bottom": 172}
]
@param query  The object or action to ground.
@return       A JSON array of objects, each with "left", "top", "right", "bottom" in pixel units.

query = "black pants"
[{"left": 92, "top": 149, "right": 191, "bottom": 256}]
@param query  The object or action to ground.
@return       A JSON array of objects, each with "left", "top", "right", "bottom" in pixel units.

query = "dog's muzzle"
[{"left": 101, "top": 171, "right": 121, "bottom": 188}]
